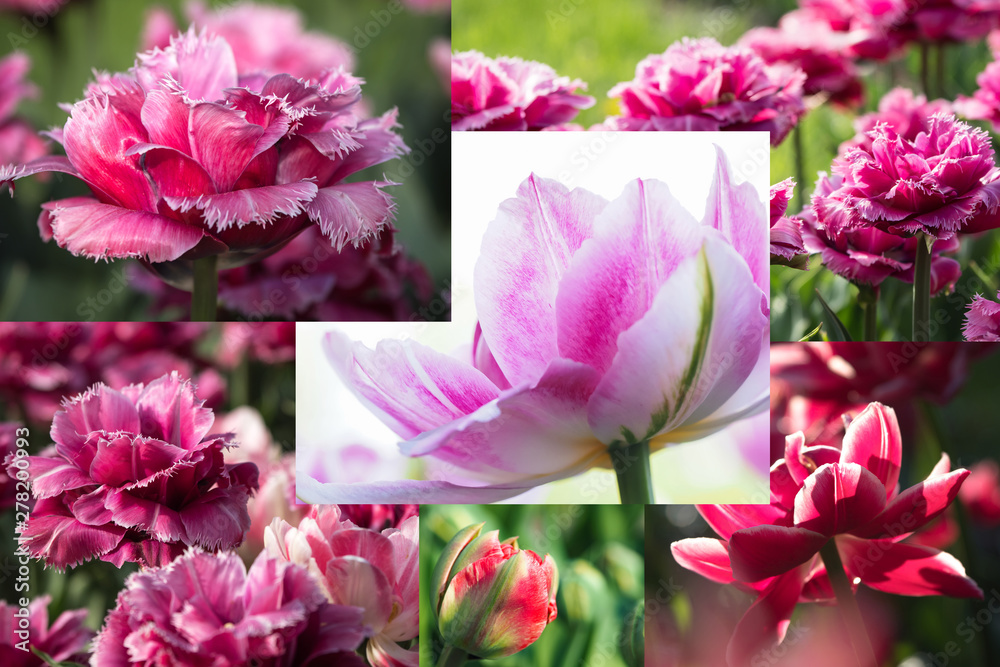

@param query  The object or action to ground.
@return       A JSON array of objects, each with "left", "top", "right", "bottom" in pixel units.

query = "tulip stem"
[
  {"left": 612, "top": 440, "right": 654, "bottom": 504},
  {"left": 819, "top": 540, "right": 878, "bottom": 667},
  {"left": 793, "top": 122, "right": 806, "bottom": 213},
  {"left": 437, "top": 645, "right": 468, "bottom": 667},
  {"left": 919, "top": 42, "right": 930, "bottom": 97},
  {"left": 912, "top": 232, "right": 931, "bottom": 342},
  {"left": 191, "top": 255, "right": 218, "bottom": 321},
  {"left": 857, "top": 284, "right": 878, "bottom": 341}
]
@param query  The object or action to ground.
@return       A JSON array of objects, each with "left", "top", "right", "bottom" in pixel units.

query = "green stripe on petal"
[{"left": 431, "top": 522, "right": 484, "bottom": 619}]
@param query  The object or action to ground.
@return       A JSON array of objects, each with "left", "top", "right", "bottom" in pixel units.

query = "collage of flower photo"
[{"left": 2, "top": 0, "right": 1000, "bottom": 666}]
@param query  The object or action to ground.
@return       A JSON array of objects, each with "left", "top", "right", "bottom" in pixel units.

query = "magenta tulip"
[
  {"left": 798, "top": 0, "right": 908, "bottom": 60},
  {"left": 840, "top": 87, "right": 952, "bottom": 156},
  {"left": 451, "top": 50, "right": 594, "bottom": 131},
  {"left": 959, "top": 460, "right": 1000, "bottom": 524},
  {"left": 91, "top": 548, "right": 368, "bottom": 667},
  {"left": 0, "top": 28, "right": 406, "bottom": 270},
  {"left": 770, "top": 178, "right": 807, "bottom": 267},
  {"left": 0, "top": 595, "right": 92, "bottom": 667},
  {"left": 963, "top": 290, "right": 1000, "bottom": 341},
  {"left": 306, "top": 147, "right": 767, "bottom": 504},
  {"left": 9, "top": 372, "right": 258, "bottom": 569},
  {"left": 956, "top": 58, "right": 1000, "bottom": 131},
  {"left": 265, "top": 505, "right": 419, "bottom": 667},
  {"left": 602, "top": 38, "right": 805, "bottom": 145},
  {"left": 672, "top": 402, "right": 982, "bottom": 664}
]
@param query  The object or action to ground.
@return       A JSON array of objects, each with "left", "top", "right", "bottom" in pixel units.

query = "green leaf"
[
  {"left": 815, "top": 289, "right": 853, "bottom": 341},
  {"left": 798, "top": 322, "right": 823, "bottom": 341}
]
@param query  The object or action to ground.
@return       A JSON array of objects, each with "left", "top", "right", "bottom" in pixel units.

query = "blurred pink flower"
[
  {"left": 798, "top": 0, "right": 909, "bottom": 60},
  {"left": 964, "top": 290, "right": 1000, "bottom": 341},
  {"left": 1, "top": 29, "right": 406, "bottom": 273},
  {"left": 218, "top": 321, "right": 296, "bottom": 366},
  {"left": 0, "top": 595, "right": 92, "bottom": 667},
  {"left": 770, "top": 179, "right": 807, "bottom": 267},
  {"left": 0, "top": 0, "right": 70, "bottom": 12},
  {"left": 92, "top": 548, "right": 368, "bottom": 667},
  {"left": 0, "top": 423, "right": 22, "bottom": 512},
  {"left": 143, "top": 1, "right": 354, "bottom": 82},
  {"left": 0, "top": 322, "right": 224, "bottom": 424},
  {"left": 0, "top": 53, "right": 47, "bottom": 170},
  {"left": 840, "top": 87, "right": 952, "bottom": 155},
  {"left": 266, "top": 505, "right": 419, "bottom": 667},
  {"left": 217, "top": 407, "right": 304, "bottom": 560},
  {"left": 740, "top": 11, "right": 864, "bottom": 108},
  {"left": 802, "top": 172, "right": 961, "bottom": 292},
  {"left": 339, "top": 503, "right": 419, "bottom": 531},
  {"left": 956, "top": 58, "right": 1000, "bottom": 130},
  {"left": 310, "top": 148, "right": 767, "bottom": 503},
  {"left": 603, "top": 38, "right": 805, "bottom": 145},
  {"left": 10, "top": 372, "right": 258, "bottom": 569},
  {"left": 898, "top": 0, "right": 1000, "bottom": 43},
  {"left": 451, "top": 50, "right": 595, "bottom": 131},
  {"left": 672, "top": 402, "right": 982, "bottom": 664},
  {"left": 959, "top": 459, "right": 1000, "bottom": 524},
  {"left": 813, "top": 114, "right": 1000, "bottom": 240},
  {"left": 430, "top": 39, "right": 450, "bottom": 91},
  {"left": 401, "top": 0, "right": 450, "bottom": 11}
]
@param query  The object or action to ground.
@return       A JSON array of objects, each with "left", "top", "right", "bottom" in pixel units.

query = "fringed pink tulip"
[
  {"left": 308, "top": 147, "right": 768, "bottom": 503},
  {"left": 959, "top": 460, "right": 1000, "bottom": 524},
  {"left": 840, "top": 87, "right": 951, "bottom": 155},
  {"left": 770, "top": 179, "right": 807, "bottom": 268},
  {"left": 451, "top": 50, "right": 594, "bottom": 131},
  {"left": 91, "top": 548, "right": 368, "bottom": 667},
  {"left": 963, "top": 290, "right": 1000, "bottom": 340},
  {"left": 802, "top": 172, "right": 961, "bottom": 292},
  {"left": 1, "top": 28, "right": 407, "bottom": 275},
  {"left": 603, "top": 38, "right": 805, "bottom": 145},
  {"left": 813, "top": 114, "right": 1000, "bottom": 240},
  {"left": 672, "top": 402, "right": 982, "bottom": 664},
  {"left": 798, "top": 0, "right": 909, "bottom": 60},
  {"left": 265, "top": 505, "right": 419, "bottom": 667},
  {"left": 956, "top": 58, "right": 1000, "bottom": 130},
  {"left": 0, "top": 595, "right": 92, "bottom": 667},
  {"left": 0, "top": 53, "right": 47, "bottom": 170},
  {"left": 8, "top": 372, "right": 258, "bottom": 569}
]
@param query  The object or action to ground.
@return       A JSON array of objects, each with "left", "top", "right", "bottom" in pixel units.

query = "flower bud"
[{"left": 433, "top": 523, "right": 558, "bottom": 659}]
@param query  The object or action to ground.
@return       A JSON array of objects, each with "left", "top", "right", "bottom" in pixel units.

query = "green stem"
[
  {"left": 857, "top": 284, "right": 878, "bottom": 342},
  {"left": 819, "top": 540, "right": 878, "bottom": 667},
  {"left": 437, "top": 645, "right": 468, "bottom": 667},
  {"left": 612, "top": 440, "right": 654, "bottom": 504},
  {"left": 919, "top": 42, "right": 930, "bottom": 97},
  {"left": 793, "top": 122, "right": 806, "bottom": 213},
  {"left": 935, "top": 44, "right": 946, "bottom": 99},
  {"left": 912, "top": 232, "right": 931, "bottom": 342},
  {"left": 191, "top": 255, "right": 219, "bottom": 321}
]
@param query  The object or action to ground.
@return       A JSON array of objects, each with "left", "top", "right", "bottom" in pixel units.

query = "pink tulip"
[
  {"left": 813, "top": 113, "right": 1000, "bottom": 240},
  {"left": 0, "top": 53, "right": 47, "bottom": 170},
  {"left": 8, "top": 372, "right": 258, "bottom": 569},
  {"left": 143, "top": 1, "right": 355, "bottom": 82},
  {"left": 307, "top": 147, "right": 767, "bottom": 504},
  {"left": 898, "top": 0, "right": 1000, "bottom": 43},
  {"left": 432, "top": 523, "right": 557, "bottom": 659},
  {"left": 802, "top": 172, "right": 961, "bottom": 292},
  {"left": 1, "top": 28, "right": 406, "bottom": 271},
  {"left": 339, "top": 503, "right": 419, "bottom": 531},
  {"left": 0, "top": 423, "right": 23, "bottom": 512},
  {"left": 91, "top": 547, "right": 368, "bottom": 667},
  {"left": 840, "top": 87, "right": 952, "bottom": 155},
  {"left": 672, "top": 402, "right": 982, "bottom": 664},
  {"left": 0, "top": 595, "right": 92, "bottom": 667},
  {"left": 430, "top": 39, "right": 451, "bottom": 91},
  {"left": 770, "top": 179, "right": 807, "bottom": 267},
  {"left": 0, "top": 0, "right": 71, "bottom": 12},
  {"left": 740, "top": 11, "right": 864, "bottom": 108},
  {"left": 603, "top": 38, "right": 805, "bottom": 146},
  {"left": 964, "top": 290, "right": 1000, "bottom": 340},
  {"left": 218, "top": 321, "right": 296, "bottom": 366},
  {"left": 959, "top": 459, "right": 1000, "bottom": 524},
  {"left": 956, "top": 58, "right": 1000, "bottom": 131},
  {"left": 451, "top": 50, "right": 595, "bottom": 131},
  {"left": 799, "top": 0, "right": 909, "bottom": 60},
  {"left": 265, "top": 505, "right": 419, "bottom": 667}
]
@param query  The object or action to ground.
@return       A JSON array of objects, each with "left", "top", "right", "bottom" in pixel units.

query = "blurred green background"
[
  {"left": 420, "top": 504, "right": 644, "bottom": 667},
  {"left": 0, "top": 0, "right": 450, "bottom": 321}
]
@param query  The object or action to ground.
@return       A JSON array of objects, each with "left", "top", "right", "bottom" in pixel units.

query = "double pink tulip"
[
  {"left": 673, "top": 402, "right": 982, "bottom": 664},
  {"left": 306, "top": 147, "right": 768, "bottom": 503}
]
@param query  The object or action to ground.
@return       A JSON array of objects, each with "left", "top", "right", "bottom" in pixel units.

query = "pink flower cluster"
[
  {"left": 10, "top": 373, "right": 259, "bottom": 569},
  {"left": 769, "top": 179, "right": 807, "bottom": 267},
  {"left": 602, "top": 37, "right": 806, "bottom": 145},
  {"left": 1, "top": 28, "right": 407, "bottom": 269},
  {"left": 797, "top": 0, "right": 909, "bottom": 60},
  {"left": 0, "top": 53, "right": 46, "bottom": 171},
  {"left": 0, "top": 595, "right": 92, "bottom": 667},
  {"left": 451, "top": 50, "right": 595, "bottom": 130}
]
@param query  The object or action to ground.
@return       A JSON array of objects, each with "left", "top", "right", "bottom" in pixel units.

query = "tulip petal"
[
  {"left": 851, "top": 468, "right": 970, "bottom": 539},
  {"left": 702, "top": 145, "right": 768, "bottom": 294},
  {"left": 188, "top": 102, "right": 266, "bottom": 191},
  {"left": 140, "top": 87, "right": 193, "bottom": 154},
  {"left": 556, "top": 178, "right": 703, "bottom": 377},
  {"left": 179, "top": 487, "right": 252, "bottom": 550},
  {"left": 89, "top": 435, "right": 188, "bottom": 488},
  {"left": 165, "top": 181, "right": 318, "bottom": 231},
  {"left": 52, "top": 384, "right": 140, "bottom": 459},
  {"left": 430, "top": 523, "right": 485, "bottom": 616},
  {"left": 726, "top": 566, "right": 809, "bottom": 667},
  {"left": 586, "top": 235, "right": 767, "bottom": 444},
  {"left": 793, "top": 463, "right": 888, "bottom": 536},
  {"left": 324, "top": 332, "right": 500, "bottom": 440},
  {"left": 22, "top": 510, "right": 126, "bottom": 569},
  {"left": 696, "top": 504, "right": 786, "bottom": 541},
  {"left": 135, "top": 29, "right": 238, "bottom": 101},
  {"left": 838, "top": 535, "right": 983, "bottom": 598},
  {"left": 103, "top": 489, "right": 186, "bottom": 542},
  {"left": 325, "top": 556, "right": 395, "bottom": 630},
  {"left": 367, "top": 635, "right": 418, "bottom": 667},
  {"left": 729, "top": 525, "right": 828, "bottom": 582},
  {"left": 45, "top": 199, "right": 204, "bottom": 262},
  {"left": 306, "top": 181, "right": 396, "bottom": 251},
  {"left": 24, "top": 456, "right": 94, "bottom": 499},
  {"left": 474, "top": 173, "right": 607, "bottom": 386},
  {"left": 670, "top": 537, "right": 736, "bottom": 584},
  {"left": 839, "top": 402, "right": 902, "bottom": 496},
  {"left": 133, "top": 373, "right": 215, "bottom": 449}
]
